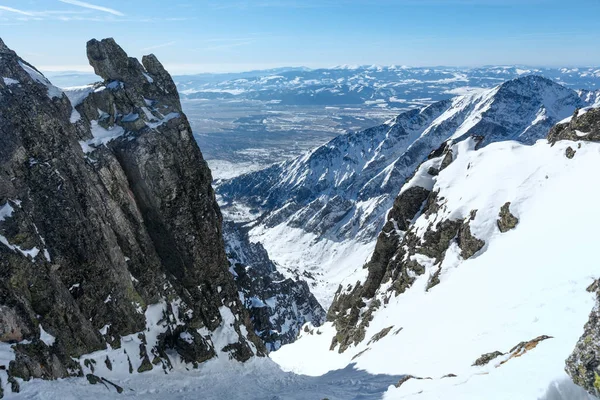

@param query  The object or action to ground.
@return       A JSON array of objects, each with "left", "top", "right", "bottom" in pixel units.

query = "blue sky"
[{"left": 0, "top": 0, "right": 599, "bottom": 74}]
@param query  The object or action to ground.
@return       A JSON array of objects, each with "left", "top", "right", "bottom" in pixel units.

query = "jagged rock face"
[
  {"left": 224, "top": 222, "right": 325, "bottom": 351},
  {"left": 0, "top": 37, "right": 263, "bottom": 392}
]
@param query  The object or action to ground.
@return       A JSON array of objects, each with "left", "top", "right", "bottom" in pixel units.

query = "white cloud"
[
  {"left": 0, "top": 5, "right": 34, "bottom": 16},
  {"left": 58, "top": 0, "right": 124, "bottom": 16},
  {"left": 141, "top": 41, "right": 176, "bottom": 51}
]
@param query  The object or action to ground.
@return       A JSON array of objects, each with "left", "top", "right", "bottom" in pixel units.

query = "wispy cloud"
[
  {"left": 58, "top": 0, "right": 124, "bottom": 16},
  {"left": 141, "top": 41, "right": 177, "bottom": 51},
  {"left": 0, "top": 5, "right": 35, "bottom": 16}
]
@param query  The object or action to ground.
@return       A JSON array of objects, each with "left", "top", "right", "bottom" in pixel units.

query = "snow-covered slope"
[
  {"left": 272, "top": 110, "right": 600, "bottom": 399},
  {"left": 218, "top": 76, "right": 600, "bottom": 306}
]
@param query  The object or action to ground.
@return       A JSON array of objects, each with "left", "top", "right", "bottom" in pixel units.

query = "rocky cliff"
[{"left": 0, "top": 37, "right": 264, "bottom": 396}]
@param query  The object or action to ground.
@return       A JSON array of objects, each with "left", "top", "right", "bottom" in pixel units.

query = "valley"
[{"left": 2, "top": 25, "right": 600, "bottom": 400}]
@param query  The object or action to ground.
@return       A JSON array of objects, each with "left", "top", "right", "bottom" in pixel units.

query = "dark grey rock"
[
  {"left": 566, "top": 146, "right": 576, "bottom": 159},
  {"left": 367, "top": 326, "right": 394, "bottom": 345},
  {"left": 388, "top": 187, "right": 431, "bottom": 231}
]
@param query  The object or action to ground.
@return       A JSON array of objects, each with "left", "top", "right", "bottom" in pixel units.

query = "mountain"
[
  {"left": 218, "top": 75, "right": 600, "bottom": 306},
  {"left": 224, "top": 222, "right": 325, "bottom": 351},
  {"left": 175, "top": 65, "right": 600, "bottom": 108},
  {"left": 0, "top": 38, "right": 266, "bottom": 395},
  {"left": 272, "top": 106, "right": 600, "bottom": 399}
]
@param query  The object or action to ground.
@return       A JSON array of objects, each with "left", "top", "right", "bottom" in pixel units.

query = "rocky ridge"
[{"left": 0, "top": 37, "right": 263, "bottom": 396}]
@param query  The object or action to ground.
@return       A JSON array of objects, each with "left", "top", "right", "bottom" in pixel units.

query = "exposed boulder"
[
  {"left": 472, "top": 351, "right": 504, "bottom": 367},
  {"left": 497, "top": 202, "right": 519, "bottom": 233},
  {"left": 458, "top": 211, "right": 486, "bottom": 259}
]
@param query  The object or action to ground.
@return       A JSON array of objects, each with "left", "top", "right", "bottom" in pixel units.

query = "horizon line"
[{"left": 39, "top": 63, "right": 600, "bottom": 76}]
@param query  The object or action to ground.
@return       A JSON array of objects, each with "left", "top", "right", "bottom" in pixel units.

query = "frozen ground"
[{"left": 11, "top": 358, "right": 401, "bottom": 400}]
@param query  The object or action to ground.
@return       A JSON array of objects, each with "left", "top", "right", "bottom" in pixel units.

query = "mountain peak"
[
  {"left": 84, "top": 37, "right": 180, "bottom": 113},
  {"left": 0, "top": 38, "right": 15, "bottom": 55},
  {"left": 86, "top": 38, "right": 134, "bottom": 82},
  {"left": 497, "top": 74, "right": 571, "bottom": 96}
]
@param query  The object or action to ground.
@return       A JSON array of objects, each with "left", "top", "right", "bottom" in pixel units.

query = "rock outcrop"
[
  {"left": 0, "top": 37, "right": 263, "bottom": 395},
  {"left": 548, "top": 107, "right": 600, "bottom": 144},
  {"left": 224, "top": 222, "right": 325, "bottom": 351},
  {"left": 566, "top": 281, "right": 600, "bottom": 397}
]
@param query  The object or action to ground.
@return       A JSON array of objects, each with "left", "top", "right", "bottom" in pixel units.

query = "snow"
[
  {"left": 249, "top": 223, "right": 375, "bottom": 307},
  {"left": 18, "top": 61, "right": 63, "bottom": 99},
  {"left": 79, "top": 121, "right": 126, "bottom": 153},
  {"left": 272, "top": 138, "right": 600, "bottom": 399},
  {"left": 145, "top": 112, "right": 180, "bottom": 128},
  {"left": 39, "top": 324, "right": 56, "bottom": 346},
  {"left": 221, "top": 77, "right": 597, "bottom": 319},
  {"left": 63, "top": 85, "right": 95, "bottom": 107},
  {"left": 143, "top": 72, "right": 154, "bottom": 83},
  {"left": 0, "top": 201, "right": 14, "bottom": 221},
  {"left": 64, "top": 85, "right": 95, "bottom": 124},
  {"left": 14, "top": 357, "right": 401, "bottom": 400},
  {"left": 2, "top": 76, "right": 19, "bottom": 85}
]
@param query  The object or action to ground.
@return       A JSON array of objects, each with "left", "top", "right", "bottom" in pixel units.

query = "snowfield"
[{"left": 272, "top": 138, "right": 600, "bottom": 399}]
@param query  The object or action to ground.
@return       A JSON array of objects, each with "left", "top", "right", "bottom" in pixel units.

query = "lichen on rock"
[{"left": 497, "top": 202, "right": 519, "bottom": 233}]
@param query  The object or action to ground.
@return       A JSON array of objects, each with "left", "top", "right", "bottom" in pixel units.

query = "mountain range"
[
  {"left": 218, "top": 75, "right": 600, "bottom": 306},
  {"left": 2, "top": 36, "right": 600, "bottom": 400}
]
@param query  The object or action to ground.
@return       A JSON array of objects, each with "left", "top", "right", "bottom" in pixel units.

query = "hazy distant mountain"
[{"left": 174, "top": 65, "right": 600, "bottom": 108}]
